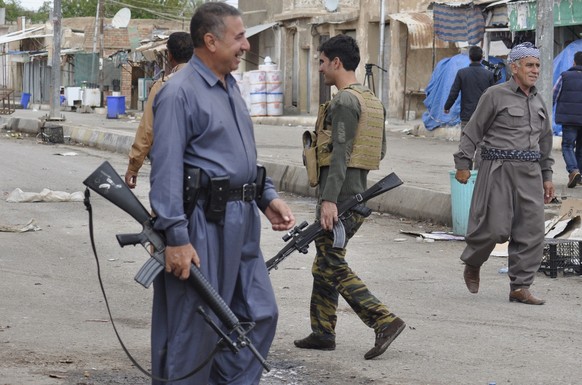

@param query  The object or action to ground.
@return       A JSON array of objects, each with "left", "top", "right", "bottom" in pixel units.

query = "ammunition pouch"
[{"left": 302, "top": 130, "right": 319, "bottom": 187}]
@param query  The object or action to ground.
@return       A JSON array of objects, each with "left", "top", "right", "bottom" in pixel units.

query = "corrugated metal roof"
[
  {"left": 0, "top": 26, "right": 49, "bottom": 45},
  {"left": 430, "top": 1, "right": 474, "bottom": 7},
  {"left": 429, "top": 0, "right": 500, "bottom": 8},
  {"left": 246, "top": 22, "right": 277, "bottom": 38},
  {"left": 389, "top": 12, "right": 450, "bottom": 49},
  {"left": 484, "top": 0, "right": 513, "bottom": 8}
]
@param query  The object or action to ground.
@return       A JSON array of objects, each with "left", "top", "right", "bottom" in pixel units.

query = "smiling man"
[
  {"left": 453, "top": 42, "right": 555, "bottom": 305},
  {"left": 148, "top": 2, "right": 295, "bottom": 384},
  {"left": 294, "top": 34, "right": 405, "bottom": 361}
]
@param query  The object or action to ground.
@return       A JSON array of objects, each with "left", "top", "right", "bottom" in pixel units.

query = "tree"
[
  {"left": 32, "top": 1, "right": 51, "bottom": 23},
  {"left": 62, "top": 0, "right": 99, "bottom": 18},
  {"left": 58, "top": 0, "right": 197, "bottom": 20},
  {"left": 0, "top": 0, "right": 50, "bottom": 24}
]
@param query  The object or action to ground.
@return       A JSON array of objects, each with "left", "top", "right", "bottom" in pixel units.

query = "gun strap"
[{"left": 83, "top": 188, "right": 219, "bottom": 382}]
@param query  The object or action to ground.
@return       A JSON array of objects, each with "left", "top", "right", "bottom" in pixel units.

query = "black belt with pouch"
[{"left": 183, "top": 165, "right": 267, "bottom": 223}]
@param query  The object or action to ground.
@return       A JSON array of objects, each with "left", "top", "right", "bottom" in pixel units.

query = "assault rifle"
[
  {"left": 83, "top": 161, "right": 270, "bottom": 372},
  {"left": 266, "top": 172, "right": 403, "bottom": 271}
]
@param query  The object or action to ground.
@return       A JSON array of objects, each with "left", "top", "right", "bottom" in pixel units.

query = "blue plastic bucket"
[
  {"left": 20, "top": 93, "right": 31, "bottom": 109},
  {"left": 449, "top": 170, "right": 478, "bottom": 236},
  {"left": 106, "top": 95, "right": 126, "bottom": 119}
]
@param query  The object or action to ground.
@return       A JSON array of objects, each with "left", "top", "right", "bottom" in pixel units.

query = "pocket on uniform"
[{"left": 505, "top": 107, "right": 525, "bottom": 127}]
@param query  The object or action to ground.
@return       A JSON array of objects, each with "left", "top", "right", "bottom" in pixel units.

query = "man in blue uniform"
[{"left": 148, "top": 3, "right": 295, "bottom": 384}]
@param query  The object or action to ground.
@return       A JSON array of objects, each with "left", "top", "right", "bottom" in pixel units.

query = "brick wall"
[
  {"left": 121, "top": 63, "right": 132, "bottom": 109},
  {"left": 73, "top": 17, "right": 184, "bottom": 110}
]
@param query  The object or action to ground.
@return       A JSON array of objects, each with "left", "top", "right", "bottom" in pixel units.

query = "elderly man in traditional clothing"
[{"left": 453, "top": 42, "right": 555, "bottom": 305}]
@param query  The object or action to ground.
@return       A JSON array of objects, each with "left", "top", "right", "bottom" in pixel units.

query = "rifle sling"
[{"left": 83, "top": 188, "right": 219, "bottom": 382}]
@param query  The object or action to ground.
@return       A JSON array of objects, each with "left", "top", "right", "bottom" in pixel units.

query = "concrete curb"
[
  {"left": 410, "top": 121, "right": 563, "bottom": 151},
  {"left": 9, "top": 115, "right": 453, "bottom": 226},
  {"left": 263, "top": 162, "right": 452, "bottom": 225}
]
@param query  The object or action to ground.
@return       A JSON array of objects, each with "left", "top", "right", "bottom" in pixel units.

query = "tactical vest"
[
  {"left": 316, "top": 85, "right": 384, "bottom": 170},
  {"left": 555, "top": 65, "right": 582, "bottom": 126}
]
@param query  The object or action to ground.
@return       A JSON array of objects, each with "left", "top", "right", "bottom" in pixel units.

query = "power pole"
[
  {"left": 91, "top": 0, "right": 99, "bottom": 85},
  {"left": 536, "top": 0, "right": 554, "bottom": 115},
  {"left": 49, "top": 0, "right": 62, "bottom": 119},
  {"left": 99, "top": 0, "right": 104, "bottom": 95}
]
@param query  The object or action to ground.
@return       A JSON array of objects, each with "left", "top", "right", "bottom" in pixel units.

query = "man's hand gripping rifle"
[
  {"left": 83, "top": 161, "right": 270, "bottom": 371},
  {"left": 266, "top": 172, "right": 403, "bottom": 271}
]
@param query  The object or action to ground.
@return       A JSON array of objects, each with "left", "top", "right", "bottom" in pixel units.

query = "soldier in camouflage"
[{"left": 294, "top": 34, "right": 406, "bottom": 360}]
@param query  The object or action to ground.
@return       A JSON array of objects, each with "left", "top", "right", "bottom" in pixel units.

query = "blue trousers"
[
  {"left": 561, "top": 125, "right": 582, "bottom": 174},
  {"left": 151, "top": 202, "right": 278, "bottom": 385}
]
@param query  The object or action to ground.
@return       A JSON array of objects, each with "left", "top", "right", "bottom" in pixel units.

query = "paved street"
[{"left": 1, "top": 125, "right": 581, "bottom": 384}]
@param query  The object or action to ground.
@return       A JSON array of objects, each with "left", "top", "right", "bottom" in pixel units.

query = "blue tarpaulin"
[
  {"left": 552, "top": 39, "right": 582, "bottom": 136},
  {"left": 422, "top": 54, "right": 506, "bottom": 131},
  {"left": 422, "top": 54, "right": 469, "bottom": 130}
]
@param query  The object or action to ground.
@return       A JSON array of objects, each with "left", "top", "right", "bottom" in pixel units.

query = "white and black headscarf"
[{"left": 508, "top": 42, "right": 540, "bottom": 64}]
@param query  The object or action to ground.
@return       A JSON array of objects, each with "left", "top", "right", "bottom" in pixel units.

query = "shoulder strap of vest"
[{"left": 341, "top": 86, "right": 366, "bottom": 108}]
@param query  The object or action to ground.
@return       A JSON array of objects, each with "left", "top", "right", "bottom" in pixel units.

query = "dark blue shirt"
[{"left": 444, "top": 62, "right": 495, "bottom": 122}]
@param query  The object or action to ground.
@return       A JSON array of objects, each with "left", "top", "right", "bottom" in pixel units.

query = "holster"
[
  {"left": 183, "top": 165, "right": 201, "bottom": 219},
  {"left": 302, "top": 130, "right": 319, "bottom": 187},
  {"left": 202, "top": 166, "right": 267, "bottom": 224},
  {"left": 204, "top": 176, "right": 230, "bottom": 223},
  {"left": 255, "top": 165, "right": 266, "bottom": 201}
]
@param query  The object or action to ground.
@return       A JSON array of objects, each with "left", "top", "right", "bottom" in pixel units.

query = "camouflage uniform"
[
  {"left": 309, "top": 210, "right": 397, "bottom": 337},
  {"left": 305, "top": 84, "right": 397, "bottom": 339}
]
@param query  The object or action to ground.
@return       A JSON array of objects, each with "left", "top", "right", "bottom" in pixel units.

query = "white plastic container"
[
  {"left": 247, "top": 70, "right": 266, "bottom": 89},
  {"left": 267, "top": 92, "right": 283, "bottom": 116},
  {"left": 266, "top": 70, "right": 283, "bottom": 93}
]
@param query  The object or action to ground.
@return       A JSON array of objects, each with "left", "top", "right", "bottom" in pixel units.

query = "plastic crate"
[
  {"left": 540, "top": 239, "right": 582, "bottom": 278},
  {"left": 40, "top": 125, "right": 64, "bottom": 144}
]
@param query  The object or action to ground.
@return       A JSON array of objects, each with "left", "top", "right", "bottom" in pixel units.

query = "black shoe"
[
  {"left": 293, "top": 333, "right": 336, "bottom": 351},
  {"left": 364, "top": 317, "right": 406, "bottom": 360}
]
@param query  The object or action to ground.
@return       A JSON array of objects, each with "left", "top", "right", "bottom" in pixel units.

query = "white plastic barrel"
[{"left": 247, "top": 70, "right": 267, "bottom": 116}]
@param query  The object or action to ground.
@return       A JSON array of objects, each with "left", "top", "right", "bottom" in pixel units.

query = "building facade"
[{"left": 239, "top": 0, "right": 458, "bottom": 119}]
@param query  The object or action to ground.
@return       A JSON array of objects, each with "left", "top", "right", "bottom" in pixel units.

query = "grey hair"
[{"left": 190, "top": 2, "right": 242, "bottom": 48}]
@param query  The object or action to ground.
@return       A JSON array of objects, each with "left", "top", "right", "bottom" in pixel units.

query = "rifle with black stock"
[
  {"left": 83, "top": 161, "right": 270, "bottom": 372},
  {"left": 266, "top": 172, "right": 403, "bottom": 272}
]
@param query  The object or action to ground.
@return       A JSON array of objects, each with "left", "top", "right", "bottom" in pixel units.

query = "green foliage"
[
  {"left": 0, "top": 0, "right": 50, "bottom": 23},
  {"left": 0, "top": 0, "right": 203, "bottom": 24},
  {"left": 59, "top": 0, "right": 201, "bottom": 20},
  {"left": 62, "top": 0, "right": 99, "bottom": 18}
]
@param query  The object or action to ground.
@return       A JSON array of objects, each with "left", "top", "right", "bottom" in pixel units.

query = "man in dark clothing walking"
[
  {"left": 444, "top": 46, "right": 495, "bottom": 126},
  {"left": 553, "top": 51, "right": 582, "bottom": 188}
]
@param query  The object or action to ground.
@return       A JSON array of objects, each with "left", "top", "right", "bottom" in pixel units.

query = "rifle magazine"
[{"left": 135, "top": 257, "right": 164, "bottom": 288}]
